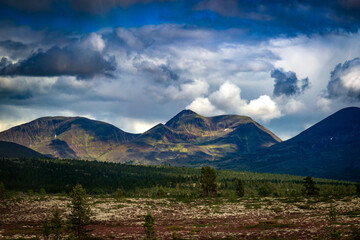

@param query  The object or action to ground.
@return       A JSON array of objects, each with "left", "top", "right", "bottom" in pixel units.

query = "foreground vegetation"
[
  {"left": 1, "top": 193, "right": 359, "bottom": 239},
  {"left": 1, "top": 158, "right": 359, "bottom": 239},
  {"left": 0, "top": 158, "right": 357, "bottom": 199}
]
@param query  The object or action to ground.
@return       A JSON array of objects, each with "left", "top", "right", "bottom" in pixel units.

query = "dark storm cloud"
[
  {"left": 271, "top": 69, "right": 309, "bottom": 97},
  {"left": 0, "top": 40, "right": 28, "bottom": 51},
  {"left": 194, "top": 0, "right": 360, "bottom": 34},
  {"left": 1, "top": 0, "right": 360, "bottom": 37},
  {"left": 69, "top": 0, "right": 171, "bottom": 14},
  {"left": 134, "top": 60, "right": 179, "bottom": 85},
  {"left": 0, "top": 0, "right": 169, "bottom": 14},
  {"left": 0, "top": 0, "right": 53, "bottom": 12},
  {"left": 327, "top": 57, "right": 360, "bottom": 101},
  {"left": 0, "top": 40, "right": 30, "bottom": 59},
  {"left": 0, "top": 46, "right": 116, "bottom": 78}
]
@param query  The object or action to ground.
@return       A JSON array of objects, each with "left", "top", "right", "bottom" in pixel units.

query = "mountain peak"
[
  {"left": 177, "top": 109, "right": 199, "bottom": 117},
  {"left": 165, "top": 109, "right": 207, "bottom": 131}
]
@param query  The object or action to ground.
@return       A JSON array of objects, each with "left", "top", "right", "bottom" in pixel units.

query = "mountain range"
[
  {"left": 0, "top": 107, "right": 359, "bottom": 181},
  {"left": 0, "top": 110, "right": 280, "bottom": 164}
]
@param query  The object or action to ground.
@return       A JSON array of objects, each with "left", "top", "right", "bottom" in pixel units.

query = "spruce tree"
[
  {"left": 144, "top": 213, "right": 157, "bottom": 240},
  {"left": 302, "top": 176, "right": 319, "bottom": 196},
  {"left": 42, "top": 218, "right": 51, "bottom": 240},
  {"left": 236, "top": 179, "right": 244, "bottom": 197},
  {"left": 68, "top": 184, "right": 92, "bottom": 239},
  {"left": 0, "top": 181, "right": 4, "bottom": 198},
  {"left": 51, "top": 207, "right": 63, "bottom": 240},
  {"left": 200, "top": 166, "right": 218, "bottom": 197}
]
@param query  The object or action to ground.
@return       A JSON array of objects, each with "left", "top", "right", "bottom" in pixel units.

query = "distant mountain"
[
  {"left": 0, "top": 110, "right": 281, "bottom": 164},
  {"left": 1, "top": 108, "right": 359, "bottom": 181},
  {"left": 218, "top": 107, "right": 360, "bottom": 182},
  {"left": 101, "top": 110, "right": 282, "bottom": 165},
  {"left": 0, "top": 117, "right": 138, "bottom": 159},
  {"left": 0, "top": 140, "right": 44, "bottom": 158}
]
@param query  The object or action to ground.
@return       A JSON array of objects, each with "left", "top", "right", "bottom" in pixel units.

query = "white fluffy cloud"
[
  {"left": 186, "top": 81, "right": 281, "bottom": 122},
  {"left": 186, "top": 97, "right": 222, "bottom": 116},
  {"left": 83, "top": 33, "right": 105, "bottom": 52},
  {"left": 149, "top": 79, "right": 209, "bottom": 101},
  {"left": 2, "top": 24, "right": 360, "bottom": 139},
  {"left": 327, "top": 57, "right": 360, "bottom": 101}
]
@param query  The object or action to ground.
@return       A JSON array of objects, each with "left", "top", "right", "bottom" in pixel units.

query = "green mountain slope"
[
  {"left": 101, "top": 110, "right": 281, "bottom": 165},
  {"left": 218, "top": 107, "right": 360, "bottom": 182},
  {"left": 0, "top": 140, "right": 44, "bottom": 158},
  {"left": 0, "top": 110, "right": 281, "bottom": 165},
  {"left": 0, "top": 117, "right": 139, "bottom": 159}
]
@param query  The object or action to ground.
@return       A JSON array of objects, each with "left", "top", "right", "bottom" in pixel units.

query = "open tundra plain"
[{"left": 1, "top": 195, "right": 359, "bottom": 239}]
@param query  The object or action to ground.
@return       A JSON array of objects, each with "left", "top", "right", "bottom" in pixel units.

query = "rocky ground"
[{"left": 0, "top": 195, "right": 359, "bottom": 239}]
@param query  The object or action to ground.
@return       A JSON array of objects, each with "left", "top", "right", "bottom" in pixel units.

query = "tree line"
[{"left": 0, "top": 158, "right": 358, "bottom": 198}]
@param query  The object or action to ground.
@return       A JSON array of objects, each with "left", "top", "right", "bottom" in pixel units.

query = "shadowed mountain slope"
[
  {"left": 218, "top": 107, "right": 360, "bottom": 182},
  {"left": 0, "top": 140, "right": 44, "bottom": 158},
  {"left": 0, "top": 117, "right": 139, "bottom": 159}
]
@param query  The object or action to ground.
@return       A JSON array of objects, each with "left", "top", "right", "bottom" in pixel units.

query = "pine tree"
[
  {"left": 302, "top": 176, "right": 319, "bottom": 196},
  {"left": 356, "top": 184, "right": 360, "bottom": 197},
  {"left": 42, "top": 218, "right": 51, "bottom": 240},
  {"left": 68, "top": 184, "right": 92, "bottom": 239},
  {"left": 144, "top": 213, "right": 157, "bottom": 240},
  {"left": 200, "top": 166, "right": 218, "bottom": 197},
  {"left": 51, "top": 207, "right": 63, "bottom": 240},
  {"left": 236, "top": 179, "right": 244, "bottom": 197},
  {"left": 0, "top": 181, "right": 4, "bottom": 198}
]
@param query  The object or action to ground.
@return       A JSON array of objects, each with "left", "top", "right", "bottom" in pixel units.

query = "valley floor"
[{"left": 0, "top": 195, "right": 360, "bottom": 239}]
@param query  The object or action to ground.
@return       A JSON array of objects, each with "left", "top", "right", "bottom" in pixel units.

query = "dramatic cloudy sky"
[{"left": 1, "top": 0, "right": 360, "bottom": 139}]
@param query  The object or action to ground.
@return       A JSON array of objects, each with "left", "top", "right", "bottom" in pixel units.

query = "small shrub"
[
  {"left": 258, "top": 185, "right": 272, "bottom": 197},
  {"left": 172, "top": 232, "right": 180, "bottom": 240},
  {"left": 356, "top": 184, "right": 360, "bottom": 197},
  {"left": 39, "top": 188, "right": 46, "bottom": 196},
  {"left": 156, "top": 187, "right": 166, "bottom": 198},
  {"left": 115, "top": 188, "right": 125, "bottom": 199},
  {"left": 328, "top": 227, "right": 342, "bottom": 239},
  {"left": 328, "top": 204, "right": 337, "bottom": 223}
]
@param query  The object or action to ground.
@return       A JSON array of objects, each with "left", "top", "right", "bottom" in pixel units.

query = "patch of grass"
[
  {"left": 193, "top": 223, "right": 211, "bottom": 228},
  {"left": 271, "top": 207, "right": 283, "bottom": 213},
  {"left": 3, "top": 227, "right": 41, "bottom": 236},
  {"left": 278, "top": 197, "right": 303, "bottom": 203},
  {"left": 203, "top": 207, "right": 211, "bottom": 214},
  {"left": 93, "top": 199, "right": 109, "bottom": 204},
  {"left": 296, "top": 204, "right": 311, "bottom": 210},
  {"left": 191, "top": 227, "right": 202, "bottom": 233},
  {"left": 167, "top": 225, "right": 185, "bottom": 231},
  {"left": 340, "top": 210, "right": 360, "bottom": 217},
  {"left": 2, "top": 238, "right": 40, "bottom": 240},
  {"left": 244, "top": 203, "right": 262, "bottom": 209},
  {"left": 242, "top": 220, "right": 294, "bottom": 230}
]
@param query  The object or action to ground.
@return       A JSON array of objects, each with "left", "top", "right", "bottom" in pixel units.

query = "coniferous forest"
[{"left": 0, "top": 158, "right": 356, "bottom": 198}]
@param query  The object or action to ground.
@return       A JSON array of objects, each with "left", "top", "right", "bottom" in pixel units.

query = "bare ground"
[{"left": 1, "top": 195, "right": 359, "bottom": 239}]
